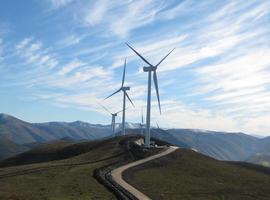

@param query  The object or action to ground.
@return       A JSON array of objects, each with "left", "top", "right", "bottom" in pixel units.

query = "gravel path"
[{"left": 111, "top": 146, "right": 179, "bottom": 200}]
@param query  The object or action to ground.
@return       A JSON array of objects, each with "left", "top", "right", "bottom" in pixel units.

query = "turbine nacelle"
[
  {"left": 143, "top": 66, "right": 156, "bottom": 72},
  {"left": 121, "top": 86, "right": 130, "bottom": 91}
]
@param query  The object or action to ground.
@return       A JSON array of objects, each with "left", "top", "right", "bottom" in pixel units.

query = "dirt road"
[{"left": 111, "top": 146, "right": 179, "bottom": 200}]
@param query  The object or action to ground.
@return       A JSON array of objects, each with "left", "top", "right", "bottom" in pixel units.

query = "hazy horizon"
[{"left": 1, "top": 112, "right": 268, "bottom": 138}]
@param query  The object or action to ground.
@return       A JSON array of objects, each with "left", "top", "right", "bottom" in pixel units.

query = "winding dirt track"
[{"left": 111, "top": 146, "right": 179, "bottom": 200}]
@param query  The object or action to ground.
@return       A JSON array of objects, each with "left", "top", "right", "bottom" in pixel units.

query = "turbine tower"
[
  {"left": 105, "top": 59, "right": 134, "bottom": 136},
  {"left": 140, "top": 108, "right": 144, "bottom": 136},
  {"left": 126, "top": 43, "right": 174, "bottom": 148},
  {"left": 100, "top": 104, "right": 122, "bottom": 136}
]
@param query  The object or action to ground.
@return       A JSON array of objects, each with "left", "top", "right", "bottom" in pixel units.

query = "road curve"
[{"left": 111, "top": 146, "right": 179, "bottom": 200}]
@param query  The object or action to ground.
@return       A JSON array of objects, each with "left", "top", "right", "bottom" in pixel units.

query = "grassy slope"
[
  {"left": 123, "top": 148, "right": 270, "bottom": 200},
  {"left": 0, "top": 136, "right": 134, "bottom": 200},
  {"left": 0, "top": 137, "right": 29, "bottom": 161},
  {"left": 247, "top": 154, "right": 270, "bottom": 167}
]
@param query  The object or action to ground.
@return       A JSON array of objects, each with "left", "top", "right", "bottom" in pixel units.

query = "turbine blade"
[
  {"left": 155, "top": 48, "right": 175, "bottom": 68},
  {"left": 153, "top": 71, "right": 161, "bottom": 114},
  {"left": 125, "top": 92, "right": 135, "bottom": 107},
  {"left": 98, "top": 103, "right": 112, "bottom": 115},
  {"left": 156, "top": 122, "right": 160, "bottom": 129},
  {"left": 116, "top": 106, "right": 128, "bottom": 114},
  {"left": 116, "top": 109, "right": 123, "bottom": 114},
  {"left": 126, "top": 43, "right": 152, "bottom": 66},
  {"left": 121, "top": 58, "right": 126, "bottom": 87},
  {"left": 104, "top": 88, "right": 121, "bottom": 100}
]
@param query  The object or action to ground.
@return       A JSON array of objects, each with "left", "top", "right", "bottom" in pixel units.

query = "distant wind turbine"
[
  {"left": 99, "top": 104, "right": 122, "bottom": 136},
  {"left": 126, "top": 43, "right": 174, "bottom": 148},
  {"left": 105, "top": 59, "right": 134, "bottom": 135},
  {"left": 156, "top": 122, "right": 160, "bottom": 129}
]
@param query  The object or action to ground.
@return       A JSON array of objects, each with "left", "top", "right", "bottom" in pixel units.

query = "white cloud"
[
  {"left": 74, "top": 66, "right": 109, "bottom": 82},
  {"left": 109, "top": 0, "right": 161, "bottom": 37},
  {"left": 16, "top": 38, "right": 59, "bottom": 69},
  {"left": 243, "top": 116, "right": 270, "bottom": 135},
  {"left": 50, "top": 0, "right": 73, "bottom": 9},
  {"left": 16, "top": 37, "right": 33, "bottom": 50},
  {"left": 196, "top": 49, "right": 270, "bottom": 93},
  {"left": 57, "top": 34, "right": 87, "bottom": 48},
  {"left": 83, "top": 0, "right": 166, "bottom": 37},
  {"left": 58, "top": 58, "right": 84, "bottom": 75},
  {"left": 85, "top": 0, "right": 109, "bottom": 26}
]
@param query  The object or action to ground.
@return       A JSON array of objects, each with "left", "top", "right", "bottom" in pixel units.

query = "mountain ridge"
[{"left": 1, "top": 113, "right": 270, "bottom": 164}]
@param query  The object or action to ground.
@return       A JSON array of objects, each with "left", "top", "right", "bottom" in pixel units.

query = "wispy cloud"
[
  {"left": 83, "top": 0, "right": 166, "bottom": 37},
  {"left": 57, "top": 34, "right": 88, "bottom": 48},
  {"left": 84, "top": 0, "right": 109, "bottom": 26},
  {"left": 16, "top": 38, "right": 58, "bottom": 69},
  {"left": 49, "top": 0, "right": 74, "bottom": 9},
  {"left": 58, "top": 58, "right": 84, "bottom": 75}
]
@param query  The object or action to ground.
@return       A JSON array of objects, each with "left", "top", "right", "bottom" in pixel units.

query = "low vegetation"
[
  {"left": 124, "top": 148, "right": 270, "bottom": 200},
  {"left": 0, "top": 136, "right": 132, "bottom": 200},
  {"left": 0, "top": 134, "right": 166, "bottom": 200},
  {"left": 2, "top": 134, "right": 270, "bottom": 200}
]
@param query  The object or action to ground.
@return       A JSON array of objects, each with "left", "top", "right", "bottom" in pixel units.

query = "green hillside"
[
  {"left": 247, "top": 154, "right": 270, "bottom": 167},
  {"left": 2, "top": 134, "right": 270, "bottom": 200},
  {"left": 0, "top": 136, "right": 135, "bottom": 200},
  {"left": 124, "top": 148, "right": 270, "bottom": 200}
]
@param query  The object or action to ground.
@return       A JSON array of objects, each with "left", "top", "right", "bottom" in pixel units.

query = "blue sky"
[{"left": 0, "top": 0, "right": 270, "bottom": 135}]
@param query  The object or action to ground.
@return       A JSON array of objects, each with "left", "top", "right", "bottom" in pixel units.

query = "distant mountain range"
[
  {"left": 0, "top": 113, "right": 112, "bottom": 144},
  {"left": 154, "top": 128, "right": 270, "bottom": 161},
  {"left": 0, "top": 113, "right": 114, "bottom": 159},
  {"left": 1, "top": 113, "right": 270, "bottom": 165}
]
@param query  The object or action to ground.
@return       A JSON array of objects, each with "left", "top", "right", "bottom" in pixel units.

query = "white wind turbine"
[
  {"left": 126, "top": 43, "right": 174, "bottom": 148},
  {"left": 99, "top": 104, "right": 122, "bottom": 136},
  {"left": 105, "top": 59, "right": 134, "bottom": 136},
  {"left": 140, "top": 108, "right": 144, "bottom": 136}
]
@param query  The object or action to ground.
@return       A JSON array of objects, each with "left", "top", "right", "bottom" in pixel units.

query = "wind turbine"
[
  {"left": 105, "top": 59, "right": 134, "bottom": 136},
  {"left": 140, "top": 108, "right": 144, "bottom": 136},
  {"left": 156, "top": 122, "right": 160, "bottom": 129},
  {"left": 126, "top": 43, "right": 174, "bottom": 148},
  {"left": 99, "top": 104, "right": 122, "bottom": 136}
]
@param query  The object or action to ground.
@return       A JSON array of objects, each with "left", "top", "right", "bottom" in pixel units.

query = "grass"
[
  {"left": 0, "top": 136, "right": 136, "bottom": 200},
  {"left": 123, "top": 148, "right": 270, "bottom": 200},
  {"left": 3, "top": 134, "right": 269, "bottom": 200}
]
